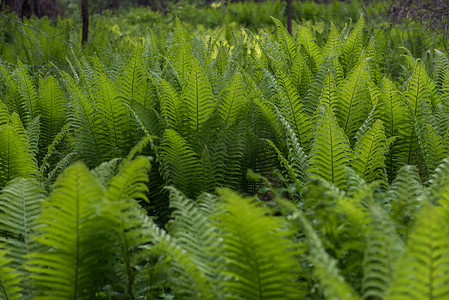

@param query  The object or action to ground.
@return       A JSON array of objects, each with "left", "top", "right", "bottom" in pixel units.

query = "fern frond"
[
  {"left": 0, "top": 178, "right": 44, "bottom": 297},
  {"left": 280, "top": 200, "right": 361, "bottom": 300},
  {"left": 298, "top": 26, "right": 324, "bottom": 72},
  {"left": 340, "top": 15, "right": 364, "bottom": 74},
  {"left": 159, "top": 129, "right": 203, "bottom": 197},
  {"left": 117, "top": 45, "right": 147, "bottom": 105},
  {"left": 37, "top": 76, "right": 67, "bottom": 160},
  {"left": 27, "top": 162, "right": 104, "bottom": 299},
  {"left": 335, "top": 58, "right": 371, "bottom": 140},
  {"left": 290, "top": 50, "right": 313, "bottom": 98},
  {"left": 308, "top": 105, "right": 352, "bottom": 188},
  {"left": 0, "top": 248, "right": 21, "bottom": 300},
  {"left": 61, "top": 71, "right": 110, "bottom": 167},
  {"left": 272, "top": 17, "right": 297, "bottom": 65},
  {"left": 95, "top": 72, "right": 134, "bottom": 157},
  {"left": 15, "top": 61, "right": 38, "bottom": 125},
  {"left": 387, "top": 165, "right": 424, "bottom": 234},
  {"left": 217, "top": 189, "right": 301, "bottom": 299},
  {"left": 0, "top": 124, "right": 36, "bottom": 188},
  {"left": 352, "top": 120, "right": 390, "bottom": 183},
  {"left": 386, "top": 204, "right": 449, "bottom": 300},
  {"left": 362, "top": 205, "right": 404, "bottom": 299},
  {"left": 275, "top": 66, "right": 313, "bottom": 150},
  {"left": 323, "top": 22, "right": 343, "bottom": 57},
  {"left": 218, "top": 72, "right": 248, "bottom": 129},
  {"left": 182, "top": 57, "right": 216, "bottom": 136}
]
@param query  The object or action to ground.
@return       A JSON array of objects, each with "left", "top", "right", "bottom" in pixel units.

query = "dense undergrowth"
[{"left": 1, "top": 1, "right": 449, "bottom": 299}]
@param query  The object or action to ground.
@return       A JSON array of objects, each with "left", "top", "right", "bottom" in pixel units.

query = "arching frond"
[
  {"left": 217, "top": 189, "right": 301, "bottom": 299},
  {"left": 275, "top": 66, "right": 313, "bottom": 150},
  {"left": 159, "top": 129, "right": 203, "bottom": 197},
  {"left": 323, "top": 22, "right": 342, "bottom": 57},
  {"left": 27, "top": 163, "right": 105, "bottom": 299},
  {"left": 280, "top": 200, "right": 361, "bottom": 300},
  {"left": 308, "top": 105, "right": 352, "bottom": 188},
  {"left": 352, "top": 120, "right": 390, "bottom": 183},
  {"left": 182, "top": 57, "right": 216, "bottom": 136},
  {"left": 386, "top": 204, "right": 449, "bottom": 300},
  {"left": 0, "top": 124, "right": 36, "bottom": 188},
  {"left": 335, "top": 58, "right": 371, "bottom": 140},
  {"left": 271, "top": 17, "right": 297, "bottom": 65},
  {"left": 0, "top": 178, "right": 44, "bottom": 297},
  {"left": 362, "top": 205, "right": 404, "bottom": 299},
  {"left": 340, "top": 15, "right": 364, "bottom": 74}
]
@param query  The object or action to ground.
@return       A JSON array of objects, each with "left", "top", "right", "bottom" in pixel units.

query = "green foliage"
[{"left": 1, "top": 10, "right": 449, "bottom": 300}]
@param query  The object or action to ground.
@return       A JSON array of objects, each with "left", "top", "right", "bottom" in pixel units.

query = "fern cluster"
[{"left": 1, "top": 13, "right": 449, "bottom": 299}]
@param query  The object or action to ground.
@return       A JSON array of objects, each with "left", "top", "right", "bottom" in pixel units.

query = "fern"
[
  {"left": 159, "top": 129, "right": 203, "bottom": 196},
  {"left": 352, "top": 120, "right": 391, "bottom": 183},
  {"left": 308, "top": 105, "right": 352, "bottom": 188},
  {"left": 0, "top": 122, "right": 36, "bottom": 188},
  {"left": 280, "top": 200, "right": 361, "bottom": 300},
  {"left": 340, "top": 15, "right": 365, "bottom": 74},
  {"left": 335, "top": 58, "right": 371, "bottom": 140},
  {"left": 362, "top": 205, "right": 404, "bottom": 299},
  {"left": 0, "top": 248, "right": 22, "bottom": 300},
  {"left": 218, "top": 72, "right": 248, "bottom": 129},
  {"left": 386, "top": 204, "right": 449, "bottom": 300},
  {"left": 27, "top": 163, "right": 105, "bottom": 299},
  {"left": 0, "top": 178, "right": 44, "bottom": 298},
  {"left": 275, "top": 65, "right": 313, "bottom": 150},
  {"left": 182, "top": 57, "right": 216, "bottom": 137}
]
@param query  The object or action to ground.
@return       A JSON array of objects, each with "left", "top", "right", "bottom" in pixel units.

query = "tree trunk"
[
  {"left": 81, "top": 0, "right": 88, "bottom": 45},
  {"left": 286, "top": 0, "right": 292, "bottom": 35},
  {"left": 112, "top": 0, "right": 119, "bottom": 9}
]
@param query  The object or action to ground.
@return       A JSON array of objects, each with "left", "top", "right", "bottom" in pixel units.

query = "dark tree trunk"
[
  {"left": 160, "top": 0, "right": 167, "bottom": 15},
  {"left": 112, "top": 0, "right": 119, "bottom": 9},
  {"left": 81, "top": 0, "right": 88, "bottom": 44},
  {"left": 286, "top": 0, "right": 292, "bottom": 35}
]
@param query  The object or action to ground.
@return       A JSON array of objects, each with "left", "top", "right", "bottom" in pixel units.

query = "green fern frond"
[
  {"left": 362, "top": 205, "right": 404, "bottom": 299},
  {"left": 340, "top": 15, "right": 365, "bottom": 74},
  {"left": 352, "top": 120, "right": 390, "bottom": 183},
  {"left": 275, "top": 66, "right": 313, "bottom": 150},
  {"left": 323, "top": 22, "right": 343, "bottom": 57},
  {"left": 61, "top": 71, "right": 110, "bottom": 167},
  {"left": 95, "top": 72, "right": 134, "bottom": 157},
  {"left": 27, "top": 162, "right": 104, "bottom": 299},
  {"left": 0, "top": 178, "right": 44, "bottom": 297},
  {"left": 218, "top": 72, "right": 248, "bottom": 129},
  {"left": 271, "top": 17, "right": 297, "bottom": 65},
  {"left": 147, "top": 218, "right": 217, "bottom": 299},
  {"left": 0, "top": 124, "right": 36, "bottom": 188},
  {"left": 26, "top": 116, "right": 40, "bottom": 161},
  {"left": 280, "top": 200, "right": 361, "bottom": 300},
  {"left": 433, "top": 49, "right": 448, "bottom": 91},
  {"left": 386, "top": 204, "right": 449, "bottom": 300},
  {"left": 335, "top": 58, "right": 371, "bottom": 139},
  {"left": 387, "top": 165, "right": 424, "bottom": 234},
  {"left": 290, "top": 49, "right": 313, "bottom": 98},
  {"left": 159, "top": 129, "right": 202, "bottom": 197},
  {"left": 0, "top": 248, "right": 22, "bottom": 300},
  {"left": 117, "top": 45, "right": 147, "bottom": 105},
  {"left": 217, "top": 189, "right": 302, "bottom": 299},
  {"left": 37, "top": 76, "right": 67, "bottom": 159},
  {"left": 418, "top": 123, "right": 448, "bottom": 175},
  {"left": 298, "top": 26, "right": 324, "bottom": 72},
  {"left": 161, "top": 80, "right": 186, "bottom": 131},
  {"left": 15, "top": 61, "right": 38, "bottom": 125},
  {"left": 308, "top": 105, "right": 352, "bottom": 188},
  {"left": 182, "top": 57, "right": 216, "bottom": 137}
]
